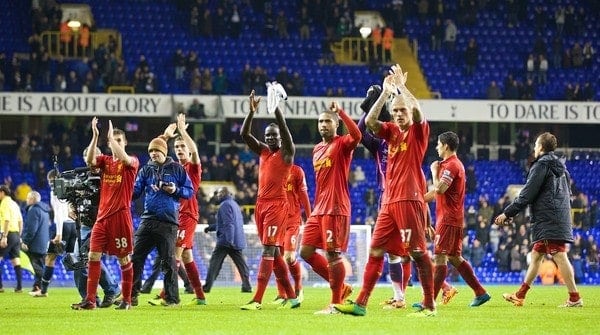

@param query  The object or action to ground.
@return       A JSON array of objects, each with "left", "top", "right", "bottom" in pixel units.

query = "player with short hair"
[
  {"left": 496, "top": 132, "right": 582, "bottom": 308},
  {"left": 271, "top": 164, "right": 311, "bottom": 304},
  {"left": 336, "top": 65, "right": 435, "bottom": 317},
  {"left": 424, "top": 131, "right": 490, "bottom": 308},
  {"left": 72, "top": 118, "right": 139, "bottom": 310},
  {"left": 300, "top": 100, "right": 361, "bottom": 314},
  {"left": 240, "top": 85, "right": 300, "bottom": 310}
]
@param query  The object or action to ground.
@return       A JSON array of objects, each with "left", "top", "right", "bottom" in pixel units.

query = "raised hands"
[
  {"left": 176, "top": 113, "right": 189, "bottom": 133},
  {"left": 163, "top": 122, "right": 177, "bottom": 139},
  {"left": 329, "top": 101, "right": 341, "bottom": 114},
  {"left": 389, "top": 64, "right": 408, "bottom": 87},
  {"left": 249, "top": 89, "right": 260, "bottom": 113},
  {"left": 91, "top": 116, "right": 99, "bottom": 138}
]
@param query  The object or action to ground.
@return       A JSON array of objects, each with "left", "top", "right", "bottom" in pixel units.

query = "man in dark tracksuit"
[
  {"left": 203, "top": 187, "right": 251, "bottom": 293},
  {"left": 131, "top": 136, "right": 194, "bottom": 306},
  {"left": 495, "top": 132, "right": 583, "bottom": 308}
]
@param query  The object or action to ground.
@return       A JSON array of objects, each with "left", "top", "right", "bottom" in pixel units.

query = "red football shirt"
[
  {"left": 180, "top": 161, "right": 201, "bottom": 221},
  {"left": 435, "top": 155, "right": 465, "bottom": 228},
  {"left": 258, "top": 147, "right": 291, "bottom": 201},
  {"left": 95, "top": 154, "right": 139, "bottom": 221},
  {"left": 377, "top": 120, "right": 429, "bottom": 204},
  {"left": 311, "top": 134, "right": 356, "bottom": 216},
  {"left": 286, "top": 164, "right": 308, "bottom": 222}
]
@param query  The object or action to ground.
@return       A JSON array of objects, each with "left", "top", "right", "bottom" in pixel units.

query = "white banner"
[{"left": 2, "top": 93, "right": 599, "bottom": 124}]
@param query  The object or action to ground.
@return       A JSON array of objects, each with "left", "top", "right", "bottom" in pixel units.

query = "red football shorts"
[
  {"left": 433, "top": 224, "right": 463, "bottom": 256},
  {"left": 301, "top": 215, "right": 350, "bottom": 253},
  {"left": 89, "top": 209, "right": 133, "bottom": 258},
  {"left": 176, "top": 215, "right": 197, "bottom": 249},
  {"left": 533, "top": 239, "right": 567, "bottom": 254},
  {"left": 255, "top": 199, "right": 289, "bottom": 246},
  {"left": 372, "top": 201, "right": 427, "bottom": 254}
]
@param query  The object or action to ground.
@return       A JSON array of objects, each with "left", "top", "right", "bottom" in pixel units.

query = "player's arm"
[
  {"left": 107, "top": 120, "right": 134, "bottom": 166},
  {"left": 366, "top": 76, "right": 394, "bottom": 134},
  {"left": 390, "top": 64, "right": 423, "bottom": 123},
  {"left": 85, "top": 117, "right": 100, "bottom": 167},
  {"left": 275, "top": 106, "right": 295, "bottom": 164},
  {"left": 331, "top": 102, "right": 361, "bottom": 146},
  {"left": 358, "top": 114, "right": 381, "bottom": 155},
  {"left": 299, "top": 188, "right": 312, "bottom": 219},
  {"left": 424, "top": 160, "right": 450, "bottom": 202},
  {"left": 240, "top": 90, "right": 264, "bottom": 155},
  {"left": 176, "top": 113, "right": 200, "bottom": 164}
]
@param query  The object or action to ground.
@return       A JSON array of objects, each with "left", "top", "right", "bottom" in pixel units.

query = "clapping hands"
[{"left": 382, "top": 64, "right": 408, "bottom": 95}]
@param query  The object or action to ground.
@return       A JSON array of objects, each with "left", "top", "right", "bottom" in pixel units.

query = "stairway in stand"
[{"left": 392, "top": 38, "right": 432, "bottom": 99}]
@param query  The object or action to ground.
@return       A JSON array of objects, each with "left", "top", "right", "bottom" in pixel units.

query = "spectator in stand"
[
  {"left": 188, "top": 98, "right": 206, "bottom": 119},
  {"left": 229, "top": 4, "right": 242, "bottom": 38},
  {"left": 173, "top": 49, "right": 186, "bottom": 82},
  {"left": 555, "top": 6, "right": 565, "bottom": 36},
  {"left": 571, "top": 42, "right": 583, "bottom": 68},
  {"left": 496, "top": 243, "right": 510, "bottom": 272},
  {"left": 202, "top": 9, "right": 213, "bottom": 38},
  {"left": 189, "top": 68, "right": 202, "bottom": 95},
  {"left": 186, "top": 51, "right": 200, "bottom": 75},
  {"left": 262, "top": 6, "right": 275, "bottom": 38},
  {"left": 521, "top": 79, "right": 535, "bottom": 100},
  {"left": 465, "top": 164, "right": 477, "bottom": 193},
  {"left": 538, "top": 254, "right": 563, "bottom": 285},
  {"left": 289, "top": 72, "right": 305, "bottom": 96},
  {"left": 537, "top": 55, "right": 548, "bottom": 85},
  {"left": 581, "top": 81, "right": 594, "bottom": 101},
  {"left": 444, "top": 19, "right": 458, "bottom": 58},
  {"left": 382, "top": 25, "right": 394, "bottom": 63},
  {"left": 582, "top": 42, "right": 595, "bottom": 68},
  {"left": 275, "top": 66, "right": 290, "bottom": 89},
  {"left": 464, "top": 38, "right": 479, "bottom": 76},
  {"left": 201, "top": 68, "right": 213, "bottom": 94},
  {"left": 486, "top": 81, "right": 502, "bottom": 99},
  {"left": 65, "top": 70, "right": 82, "bottom": 93},
  {"left": 430, "top": 18, "right": 444, "bottom": 51},
  {"left": 241, "top": 63, "right": 253, "bottom": 95},
  {"left": 213, "top": 67, "right": 228, "bottom": 94},
  {"left": 212, "top": 7, "right": 227, "bottom": 38},
  {"left": 526, "top": 54, "right": 535, "bottom": 82},
  {"left": 551, "top": 37, "right": 563, "bottom": 69},
  {"left": 298, "top": 5, "right": 311, "bottom": 40},
  {"left": 587, "top": 243, "right": 599, "bottom": 273},
  {"left": 190, "top": 6, "right": 200, "bottom": 36},
  {"left": 276, "top": 10, "right": 289, "bottom": 39}
]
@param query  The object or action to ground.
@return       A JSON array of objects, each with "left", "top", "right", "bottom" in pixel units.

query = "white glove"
[{"left": 266, "top": 81, "right": 287, "bottom": 114}]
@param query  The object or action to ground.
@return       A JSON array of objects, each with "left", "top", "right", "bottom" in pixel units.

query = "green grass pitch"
[{"left": 0, "top": 284, "right": 597, "bottom": 334}]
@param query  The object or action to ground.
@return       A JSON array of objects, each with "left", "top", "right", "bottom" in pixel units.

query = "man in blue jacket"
[
  {"left": 131, "top": 136, "right": 194, "bottom": 307},
  {"left": 21, "top": 191, "right": 51, "bottom": 294},
  {"left": 203, "top": 187, "right": 251, "bottom": 293}
]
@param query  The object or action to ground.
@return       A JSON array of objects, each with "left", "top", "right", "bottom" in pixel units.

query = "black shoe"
[
  {"left": 184, "top": 287, "right": 194, "bottom": 294},
  {"left": 115, "top": 301, "right": 131, "bottom": 310},
  {"left": 71, "top": 300, "right": 96, "bottom": 310},
  {"left": 241, "top": 288, "right": 252, "bottom": 293},
  {"left": 140, "top": 287, "right": 152, "bottom": 294},
  {"left": 100, "top": 293, "right": 120, "bottom": 308},
  {"left": 202, "top": 285, "right": 210, "bottom": 293},
  {"left": 113, "top": 295, "right": 139, "bottom": 307}
]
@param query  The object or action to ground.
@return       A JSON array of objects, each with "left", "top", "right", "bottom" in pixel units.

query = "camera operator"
[{"left": 50, "top": 149, "right": 122, "bottom": 307}]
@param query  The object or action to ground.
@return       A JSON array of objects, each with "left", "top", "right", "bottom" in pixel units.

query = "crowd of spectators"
[{"left": 1, "top": 0, "right": 597, "bottom": 101}]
